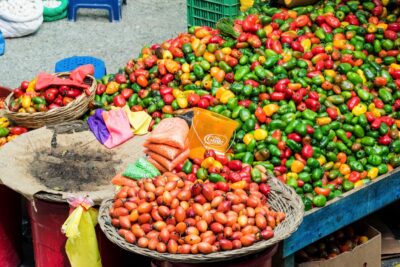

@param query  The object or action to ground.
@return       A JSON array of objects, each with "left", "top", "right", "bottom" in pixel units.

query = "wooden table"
[{"left": 282, "top": 168, "right": 400, "bottom": 266}]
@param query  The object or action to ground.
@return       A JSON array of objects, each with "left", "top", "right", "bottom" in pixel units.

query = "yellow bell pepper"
[
  {"left": 291, "top": 160, "right": 305, "bottom": 173},
  {"left": 106, "top": 81, "right": 120, "bottom": 95},
  {"left": 301, "top": 39, "right": 311, "bottom": 52},
  {"left": 390, "top": 63, "right": 400, "bottom": 70},
  {"left": 0, "top": 117, "right": 10, "bottom": 128},
  {"left": 354, "top": 180, "right": 364, "bottom": 188},
  {"left": 367, "top": 24, "right": 377, "bottom": 33},
  {"left": 253, "top": 129, "right": 268, "bottom": 141},
  {"left": 176, "top": 97, "right": 188, "bottom": 109},
  {"left": 216, "top": 87, "right": 228, "bottom": 99},
  {"left": 339, "top": 164, "right": 351, "bottom": 175},
  {"left": 21, "top": 95, "right": 32, "bottom": 109},
  {"left": 203, "top": 51, "right": 216, "bottom": 63},
  {"left": 316, "top": 117, "right": 332, "bottom": 125},
  {"left": 263, "top": 104, "right": 279, "bottom": 117},
  {"left": 182, "top": 63, "right": 190, "bottom": 73},
  {"left": 376, "top": 23, "right": 388, "bottom": 30},
  {"left": 220, "top": 91, "right": 235, "bottom": 104},
  {"left": 221, "top": 47, "right": 232, "bottom": 55},
  {"left": 367, "top": 167, "right": 379, "bottom": 180},
  {"left": 26, "top": 78, "right": 37, "bottom": 92},
  {"left": 243, "top": 133, "right": 254, "bottom": 145},
  {"left": 201, "top": 157, "right": 216, "bottom": 169},
  {"left": 286, "top": 172, "right": 298, "bottom": 180},
  {"left": 173, "top": 89, "right": 184, "bottom": 98},
  {"left": 165, "top": 59, "right": 180, "bottom": 74},
  {"left": 162, "top": 50, "right": 173, "bottom": 59},
  {"left": 317, "top": 155, "right": 326, "bottom": 166},
  {"left": 324, "top": 70, "right": 336, "bottom": 77},
  {"left": 212, "top": 160, "right": 223, "bottom": 170},
  {"left": 352, "top": 103, "right": 367, "bottom": 116},
  {"left": 356, "top": 70, "right": 367, "bottom": 84}
]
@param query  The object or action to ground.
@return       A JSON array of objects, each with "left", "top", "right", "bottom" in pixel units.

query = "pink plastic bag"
[{"left": 102, "top": 109, "right": 133, "bottom": 149}]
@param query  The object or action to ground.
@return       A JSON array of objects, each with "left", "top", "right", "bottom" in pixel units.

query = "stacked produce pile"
[
  {"left": 92, "top": 0, "right": 400, "bottom": 210},
  {"left": 2, "top": 0, "right": 400, "bottom": 211},
  {"left": 109, "top": 170, "right": 284, "bottom": 254}
]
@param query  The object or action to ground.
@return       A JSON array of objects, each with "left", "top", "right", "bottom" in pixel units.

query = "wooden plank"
[{"left": 283, "top": 168, "right": 400, "bottom": 258}]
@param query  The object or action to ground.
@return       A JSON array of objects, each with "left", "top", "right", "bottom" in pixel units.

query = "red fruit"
[
  {"left": 228, "top": 160, "right": 242, "bottom": 171},
  {"left": 20, "top": 81, "right": 29, "bottom": 90},
  {"left": 215, "top": 182, "right": 229, "bottom": 192},
  {"left": 113, "top": 95, "right": 126, "bottom": 107},
  {"left": 115, "top": 74, "right": 127, "bottom": 84},
  {"left": 326, "top": 107, "right": 338, "bottom": 120},
  {"left": 44, "top": 91, "right": 56, "bottom": 103},
  {"left": 129, "top": 73, "right": 136, "bottom": 83},
  {"left": 204, "top": 150, "right": 217, "bottom": 159},
  {"left": 215, "top": 155, "right": 229, "bottom": 165},
  {"left": 96, "top": 84, "right": 106, "bottom": 95},
  {"left": 120, "top": 89, "right": 133, "bottom": 99},
  {"left": 187, "top": 93, "right": 200, "bottom": 107},
  {"left": 228, "top": 172, "right": 241, "bottom": 183},
  {"left": 197, "top": 98, "right": 209, "bottom": 109},
  {"left": 59, "top": 85, "right": 70, "bottom": 96},
  {"left": 301, "top": 144, "right": 314, "bottom": 159},
  {"left": 259, "top": 183, "right": 270, "bottom": 195},
  {"left": 13, "top": 88, "right": 24, "bottom": 98},
  {"left": 62, "top": 96, "right": 74, "bottom": 106}
]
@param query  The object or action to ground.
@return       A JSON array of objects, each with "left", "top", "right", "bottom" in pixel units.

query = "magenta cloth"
[{"left": 102, "top": 109, "right": 133, "bottom": 149}]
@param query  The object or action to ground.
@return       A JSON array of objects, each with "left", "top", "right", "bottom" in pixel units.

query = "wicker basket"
[
  {"left": 0, "top": 86, "right": 11, "bottom": 116},
  {"left": 98, "top": 177, "right": 304, "bottom": 263},
  {"left": 3, "top": 73, "right": 96, "bottom": 129}
]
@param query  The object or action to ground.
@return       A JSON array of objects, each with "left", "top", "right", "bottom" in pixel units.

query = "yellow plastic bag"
[
  {"left": 188, "top": 108, "right": 238, "bottom": 159},
  {"left": 62, "top": 197, "right": 102, "bottom": 267}
]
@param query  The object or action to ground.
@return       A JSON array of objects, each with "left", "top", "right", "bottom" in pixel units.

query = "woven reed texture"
[
  {"left": 98, "top": 177, "right": 304, "bottom": 263},
  {"left": 4, "top": 73, "right": 96, "bottom": 129}
]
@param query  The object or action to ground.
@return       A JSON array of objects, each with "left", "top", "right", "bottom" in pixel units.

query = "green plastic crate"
[{"left": 187, "top": 0, "right": 240, "bottom": 27}]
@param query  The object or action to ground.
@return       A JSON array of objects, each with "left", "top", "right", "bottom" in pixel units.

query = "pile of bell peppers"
[{"left": 91, "top": 0, "right": 400, "bottom": 210}]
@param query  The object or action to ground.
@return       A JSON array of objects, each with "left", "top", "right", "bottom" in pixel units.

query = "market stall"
[{"left": 0, "top": 0, "right": 400, "bottom": 265}]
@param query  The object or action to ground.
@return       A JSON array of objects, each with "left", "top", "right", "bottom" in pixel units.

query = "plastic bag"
[
  {"left": 122, "top": 163, "right": 154, "bottom": 180},
  {"left": 143, "top": 139, "right": 188, "bottom": 160},
  {"left": 146, "top": 118, "right": 189, "bottom": 149},
  {"left": 62, "top": 196, "right": 102, "bottom": 267},
  {"left": 188, "top": 108, "right": 238, "bottom": 159},
  {"left": 147, "top": 158, "right": 168, "bottom": 173},
  {"left": 147, "top": 148, "right": 190, "bottom": 171}
]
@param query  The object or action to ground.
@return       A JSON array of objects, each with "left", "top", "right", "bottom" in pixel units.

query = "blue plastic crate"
[{"left": 55, "top": 56, "right": 106, "bottom": 79}]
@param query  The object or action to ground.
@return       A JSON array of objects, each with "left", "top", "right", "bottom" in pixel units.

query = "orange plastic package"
[
  {"left": 146, "top": 118, "right": 189, "bottom": 149},
  {"left": 147, "top": 158, "right": 168, "bottom": 173},
  {"left": 188, "top": 108, "right": 238, "bottom": 159},
  {"left": 144, "top": 139, "right": 189, "bottom": 160},
  {"left": 147, "top": 149, "right": 190, "bottom": 171}
]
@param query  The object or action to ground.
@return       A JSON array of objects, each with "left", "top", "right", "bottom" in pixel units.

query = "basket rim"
[
  {"left": 3, "top": 72, "right": 95, "bottom": 116},
  {"left": 98, "top": 177, "right": 304, "bottom": 263}
]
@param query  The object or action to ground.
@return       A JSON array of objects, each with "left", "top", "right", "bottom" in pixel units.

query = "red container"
[
  {"left": 27, "top": 198, "right": 70, "bottom": 267},
  {"left": 152, "top": 245, "right": 278, "bottom": 267},
  {"left": 28, "top": 197, "right": 150, "bottom": 267},
  {"left": 0, "top": 185, "right": 22, "bottom": 267}
]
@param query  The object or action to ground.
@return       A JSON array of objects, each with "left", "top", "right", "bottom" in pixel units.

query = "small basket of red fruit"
[{"left": 4, "top": 72, "right": 96, "bottom": 129}]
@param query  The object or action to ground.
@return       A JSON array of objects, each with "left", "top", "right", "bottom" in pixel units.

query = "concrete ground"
[{"left": 0, "top": 0, "right": 186, "bottom": 88}]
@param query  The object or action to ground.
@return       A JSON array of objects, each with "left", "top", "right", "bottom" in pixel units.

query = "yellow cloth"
[
  {"left": 122, "top": 106, "right": 152, "bottom": 135},
  {"left": 62, "top": 207, "right": 102, "bottom": 267}
]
